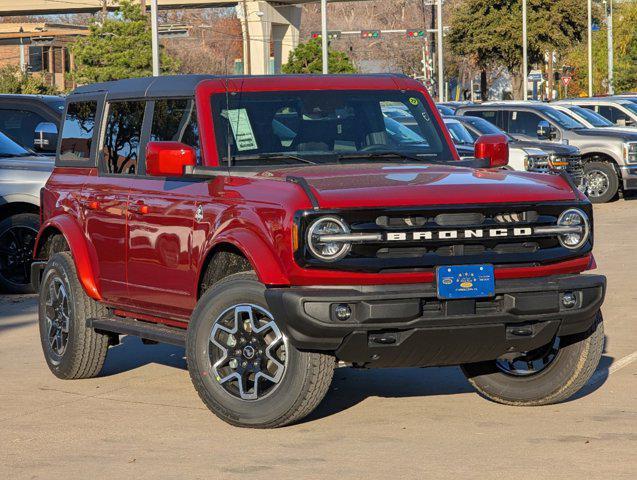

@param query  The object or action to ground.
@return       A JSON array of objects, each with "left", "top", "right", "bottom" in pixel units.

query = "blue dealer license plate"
[{"left": 436, "top": 264, "right": 495, "bottom": 300}]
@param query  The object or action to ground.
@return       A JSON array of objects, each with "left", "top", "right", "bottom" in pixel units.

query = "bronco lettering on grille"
[{"left": 385, "top": 228, "right": 533, "bottom": 242}]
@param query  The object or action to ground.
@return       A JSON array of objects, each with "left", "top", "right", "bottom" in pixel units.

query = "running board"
[{"left": 87, "top": 317, "right": 186, "bottom": 347}]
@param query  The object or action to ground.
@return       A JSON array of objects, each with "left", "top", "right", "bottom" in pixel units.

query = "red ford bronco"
[{"left": 32, "top": 75, "right": 605, "bottom": 428}]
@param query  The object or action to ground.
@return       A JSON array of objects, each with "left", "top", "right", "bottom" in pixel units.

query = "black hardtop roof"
[{"left": 69, "top": 73, "right": 411, "bottom": 100}]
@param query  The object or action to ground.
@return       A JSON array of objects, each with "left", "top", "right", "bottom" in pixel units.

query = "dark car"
[
  {"left": 0, "top": 94, "right": 65, "bottom": 155},
  {"left": 31, "top": 74, "right": 604, "bottom": 429}
]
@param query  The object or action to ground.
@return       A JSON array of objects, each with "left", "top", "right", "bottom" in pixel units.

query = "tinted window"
[
  {"left": 150, "top": 99, "right": 200, "bottom": 161},
  {"left": 59, "top": 101, "right": 98, "bottom": 163},
  {"left": 102, "top": 101, "right": 145, "bottom": 175},
  {"left": 0, "top": 131, "right": 30, "bottom": 157},
  {"left": 567, "top": 105, "right": 613, "bottom": 127},
  {"left": 462, "top": 116, "right": 508, "bottom": 136},
  {"left": 465, "top": 110, "right": 499, "bottom": 126},
  {"left": 507, "top": 111, "right": 544, "bottom": 137},
  {"left": 595, "top": 106, "right": 614, "bottom": 122},
  {"left": 0, "top": 109, "right": 47, "bottom": 150}
]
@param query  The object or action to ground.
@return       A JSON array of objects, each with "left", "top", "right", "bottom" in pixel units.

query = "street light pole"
[
  {"left": 150, "top": 0, "right": 160, "bottom": 76},
  {"left": 607, "top": 0, "right": 614, "bottom": 95},
  {"left": 321, "top": 0, "right": 328, "bottom": 74},
  {"left": 436, "top": 0, "right": 444, "bottom": 102},
  {"left": 522, "top": 0, "right": 528, "bottom": 101},
  {"left": 588, "top": 0, "right": 593, "bottom": 97}
]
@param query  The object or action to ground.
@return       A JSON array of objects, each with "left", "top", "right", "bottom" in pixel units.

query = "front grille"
[
  {"left": 530, "top": 155, "right": 585, "bottom": 189},
  {"left": 296, "top": 202, "right": 592, "bottom": 273}
]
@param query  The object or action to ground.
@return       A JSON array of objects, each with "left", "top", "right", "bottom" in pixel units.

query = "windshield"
[
  {"left": 0, "top": 131, "right": 31, "bottom": 157},
  {"left": 620, "top": 102, "right": 637, "bottom": 116},
  {"left": 444, "top": 120, "right": 474, "bottom": 145},
  {"left": 566, "top": 105, "right": 613, "bottom": 127},
  {"left": 211, "top": 90, "right": 453, "bottom": 165},
  {"left": 541, "top": 107, "right": 586, "bottom": 130}
]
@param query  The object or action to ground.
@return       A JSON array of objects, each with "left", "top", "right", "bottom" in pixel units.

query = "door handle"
[{"left": 130, "top": 202, "right": 149, "bottom": 215}]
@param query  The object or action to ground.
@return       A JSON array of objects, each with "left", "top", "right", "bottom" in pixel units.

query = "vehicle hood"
[
  {"left": 0, "top": 155, "right": 54, "bottom": 172},
  {"left": 510, "top": 140, "right": 579, "bottom": 156},
  {"left": 263, "top": 163, "right": 579, "bottom": 209},
  {"left": 572, "top": 128, "right": 637, "bottom": 141}
]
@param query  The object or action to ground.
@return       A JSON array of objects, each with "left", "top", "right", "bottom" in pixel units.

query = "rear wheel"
[
  {"left": 462, "top": 312, "right": 604, "bottom": 406},
  {"left": 38, "top": 252, "right": 110, "bottom": 379},
  {"left": 187, "top": 273, "right": 334, "bottom": 428},
  {"left": 0, "top": 213, "right": 39, "bottom": 293},
  {"left": 584, "top": 161, "right": 619, "bottom": 203}
]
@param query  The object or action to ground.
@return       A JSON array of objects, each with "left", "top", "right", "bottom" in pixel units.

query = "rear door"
[
  {"left": 81, "top": 98, "right": 146, "bottom": 304},
  {"left": 125, "top": 98, "right": 203, "bottom": 317}
]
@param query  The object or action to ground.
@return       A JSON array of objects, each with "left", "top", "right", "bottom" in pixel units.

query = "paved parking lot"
[{"left": 1, "top": 202, "right": 635, "bottom": 480}]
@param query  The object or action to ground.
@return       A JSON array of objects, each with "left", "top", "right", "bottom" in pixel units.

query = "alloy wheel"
[
  {"left": 44, "top": 276, "right": 71, "bottom": 359},
  {"left": 0, "top": 225, "right": 38, "bottom": 287},
  {"left": 208, "top": 304, "right": 287, "bottom": 400},
  {"left": 495, "top": 337, "right": 561, "bottom": 377},
  {"left": 585, "top": 169, "right": 610, "bottom": 199}
]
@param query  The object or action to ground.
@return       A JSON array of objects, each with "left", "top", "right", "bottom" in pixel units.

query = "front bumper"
[
  {"left": 621, "top": 165, "right": 637, "bottom": 190},
  {"left": 265, "top": 274, "right": 606, "bottom": 368}
]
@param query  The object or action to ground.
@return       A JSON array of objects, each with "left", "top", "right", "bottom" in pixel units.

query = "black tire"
[
  {"left": 187, "top": 272, "right": 334, "bottom": 428},
  {"left": 583, "top": 161, "right": 619, "bottom": 203},
  {"left": 38, "top": 252, "right": 110, "bottom": 379},
  {"left": 462, "top": 312, "right": 604, "bottom": 406},
  {"left": 0, "top": 213, "right": 39, "bottom": 294}
]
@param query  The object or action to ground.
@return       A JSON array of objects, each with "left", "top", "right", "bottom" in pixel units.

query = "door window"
[
  {"left": 102, "top": 101, "right": 145, "bottom": 175},
  {"left": 506, "top": 111, "right": 543, "bottom": 137},
  {"left": 150, "top": 99, "right": 201, "bottom": 161},
  {"left": 59, "top": 101, "right": 98, "bottom": 163},
  {"left": 0, "top": 109, "right": 48, "bottom": 151},
  {"left": 465, "top": 110, "right": 499, "bottom": 127}
]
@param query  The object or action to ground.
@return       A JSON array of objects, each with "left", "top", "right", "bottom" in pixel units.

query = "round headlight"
[
  {"left": 557, "top": 208, "right": 590, "bottom": 249},
  {"left": 307, "top": 216, "right": 351, "bottom": 262}
]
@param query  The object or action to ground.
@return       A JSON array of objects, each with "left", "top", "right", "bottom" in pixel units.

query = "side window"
[
  {"left": 610, "top": 107, "right": 629, "bottom": 124},
  {"left": 595, "top": 106, "right": 614, "bottom": 122},
  {"left": 102, "top": 101, "right": 145, "bottom": 175},
  {"left": 59, "top": 101, "right": 98, "bottom": 163},
  {"left": 507, "top": 111, "right": 543, "bottom": 137},
  {"left": 0, "top": 109, "right": 48, "bottom": 150},
  {"left": 466, "top": 110, "right": 498, "bottom": 127},
  {"left": 150, "top": 99, "right": 201, "bottom": 161}
]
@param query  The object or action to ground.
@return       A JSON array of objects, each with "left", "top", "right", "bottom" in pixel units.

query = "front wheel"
[
  {"left": 187, "top": 273, "right": 334, "bottom": 428},
  {"left": 0, "top": 213, "right": 39, "bottom": 293},
  {"left": 584, "top": 161, "right": 619, "bottom": 203},
  {"left": 462, "top": 312, "right": 604, "bottom": 406}
]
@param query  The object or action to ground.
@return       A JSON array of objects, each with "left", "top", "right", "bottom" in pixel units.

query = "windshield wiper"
[
  {"left": 336, "top": 151, "right": 447, "bottom": 164},
  {"left": 230, "top": 153, "right": 318, "bottom": 165}
]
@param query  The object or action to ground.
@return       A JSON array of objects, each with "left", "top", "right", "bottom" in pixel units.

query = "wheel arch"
[
  {"left": 34, "top": 215, "right": 102, "bottom": 300},
  {"left": 0, "top": 199, "right": 40, "bottom": 223}
]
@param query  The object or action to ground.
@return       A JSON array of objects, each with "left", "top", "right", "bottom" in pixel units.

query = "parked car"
[
  {"left": 550, "top": 103, "right": 637, "bottom": 132},
  {"left": 456, "top": 102, "right": 637, "bottom": 203},
  {"left": 452, "top": 115, "right": 585, "bottom": 189},
  {"left": 557, "top": 98, "right": 637, "bottom": 128},
  {"left": 32, "top": 74, "right": 605, "bottom": 428},
  {"left": 0, "top": 131, "right": 53, "bottom": 293},
  {"left": 436, "top": 104, "right": 456, "bottom": 116},
  {"left": 0, "top": 95, "right": 64, "bottom": 155}
]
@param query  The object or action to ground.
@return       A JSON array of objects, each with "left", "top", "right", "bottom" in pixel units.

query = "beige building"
[{"left": 0, "top": 23, "right": 88, "bottom": 90}]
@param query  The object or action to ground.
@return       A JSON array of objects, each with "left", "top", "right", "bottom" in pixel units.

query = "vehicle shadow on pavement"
[{"left": 99, "top": 336, "right": 186, "bottom": 377}]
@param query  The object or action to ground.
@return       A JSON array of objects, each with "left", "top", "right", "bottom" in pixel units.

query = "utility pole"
[
  {"left": 522, "top": 0, "right": 528, "bottom": 101},
  {"left": 606, "top": 0, "right": 614, "bottom": 95},
  {"left": 321, "top": 0, "right": 328, "bottom": 74},
  {"left": 241, "top": 0, "right": 251, "bottom": 75},
  {"left": 140, "top": 0, "right": 146, "bottom": 16},
  {"left": 436, "top": 0, "right": 443, "bottom": 102},
  {"left": 587, "top": 0, "right": 593, "bottom": 97},
  {"left": 150, "top": 0, "right": 160, "bottom": 76}
]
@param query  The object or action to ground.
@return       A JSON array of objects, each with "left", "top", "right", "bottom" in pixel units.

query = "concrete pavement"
[{"left": 0, "top": 202, "right": 635, "bottom": 479}]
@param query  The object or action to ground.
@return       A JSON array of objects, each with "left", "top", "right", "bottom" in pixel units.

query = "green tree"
[
  {"left": 0, "top": 65, "right": 57, "bottom": 94},
  {"left": 448, "top": 0, "right": 590, "bottom": 99},
  {"left": 282, "top": 38, "right": 356, "bottom": 74},
  {"left": 71, "top": 0, "right": 178, "bottom": 84}
]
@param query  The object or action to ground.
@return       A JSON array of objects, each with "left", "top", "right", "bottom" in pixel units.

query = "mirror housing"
[
  {"left": 536, "top": 120, "right": 555, "bottom": 140},
  {"left": 33, "top": 121, "right": 58, "bottom": 153},
  {"left": 474, "top": 134, "right": 509, "bottom": 168},
  {"left": 146, "top": 141, "right": 197, "bottom": 177}
]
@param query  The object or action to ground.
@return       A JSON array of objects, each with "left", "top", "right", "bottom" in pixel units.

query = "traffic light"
[
  {"left": 406, "top": 29, "right": 425, "bottom": 38},
  {"left": 311, "top": 31, "right": 341, "bottom": 41},
  {"left": 361, "top": 30, "right": 381, "bottom": 39}
]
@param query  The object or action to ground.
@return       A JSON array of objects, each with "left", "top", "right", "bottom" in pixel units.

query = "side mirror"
[
  {"left": 474, "top": 134, "right": 509, "bottom": 168},
  {"left": 146, "top": 141, "right": 196, "bottom": 177},
  {"left": 537, "top": 120, "right": 555, "bottom": 140},
  {"left": 33, "top": 122, "right": 58, "bottom": 153}
]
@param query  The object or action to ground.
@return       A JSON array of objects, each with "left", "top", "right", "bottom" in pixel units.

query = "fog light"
[
  {"left": 334, "top": 304, "right": 352, "bottom": 321},
  {"left": 562, "top": 292, "right": 577, "bottom": 309}
]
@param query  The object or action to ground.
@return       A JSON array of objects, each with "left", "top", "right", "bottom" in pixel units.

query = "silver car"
[{"left": 0, "top": 132, "right": 53, "bottom": 293}]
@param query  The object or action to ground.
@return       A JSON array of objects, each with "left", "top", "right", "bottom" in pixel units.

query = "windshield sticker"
[
  {"left": 227, "top": 108, "right": 258, "bottom": 151},
  {"left": 409, "top": 97, "right": 420, "bottom": 106},
  {"left": 421, "top": 111, "right": 430, "bottom": 122}
]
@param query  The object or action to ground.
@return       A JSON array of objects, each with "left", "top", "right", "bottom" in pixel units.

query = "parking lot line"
[{"left": 588, "top": 350, "right": 637, "bottom": 385}]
